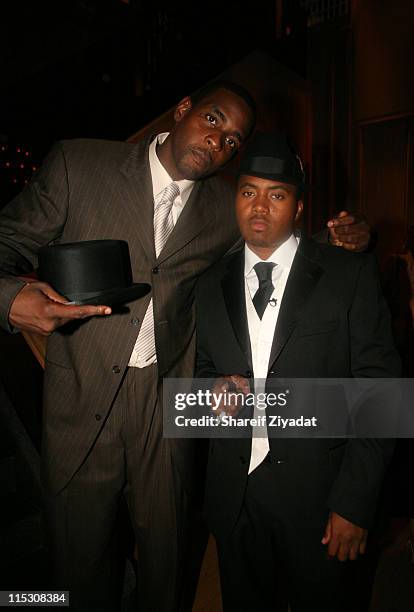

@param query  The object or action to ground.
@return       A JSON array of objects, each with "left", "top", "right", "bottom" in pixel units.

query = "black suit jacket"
[{"left": 195, "top": 237, "right": 400, "bottom": 540}]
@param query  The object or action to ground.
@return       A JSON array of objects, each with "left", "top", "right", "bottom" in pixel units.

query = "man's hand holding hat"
[{"left": 9, "top": 279, "right": 111, "bottom": 337}]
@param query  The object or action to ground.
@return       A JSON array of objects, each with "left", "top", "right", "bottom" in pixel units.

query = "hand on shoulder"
[{"left": 327, "top": 211, "right": 370, "bottom": 252}]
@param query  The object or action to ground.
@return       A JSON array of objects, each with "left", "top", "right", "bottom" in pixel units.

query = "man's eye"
[
  {"left": 272, "top": 193, "right": 285, "bottom": 200},
  {"left": 206, "top": 114, "right": 218, "bottom": 125},
  {"left": 225, "top": 137, "right": 237, "bottom": 149},
  {"left": 242, "top": 191, "right": 254, "bottom": 197}
]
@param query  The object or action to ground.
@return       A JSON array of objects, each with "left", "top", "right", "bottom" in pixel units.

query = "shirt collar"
[
  {"left": 244, "top": 233, "right": 299, "bottom": 277},
  {"left": 149, "top": 132, "right": 194, "bottom": 205}
]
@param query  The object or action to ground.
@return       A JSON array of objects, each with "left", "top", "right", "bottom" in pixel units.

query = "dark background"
[
  {"left": 0, "top": 0, "right": 305, "bottom": 200},
  {"left": 1, "top": 0, "right": 414, "bottom": 600},
  {"left": 1, "top": 0, "right": 413, "bottom": 265}
]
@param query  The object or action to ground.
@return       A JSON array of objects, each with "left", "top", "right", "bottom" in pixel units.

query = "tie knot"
[
  {"left": 159, "top": 182, "right": 180, "bottom": 208},
  {"left": 254, "top": 261, "right": 276, "bottom": 283}
]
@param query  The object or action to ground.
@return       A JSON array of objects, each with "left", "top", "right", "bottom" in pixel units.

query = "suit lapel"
[
  {"left": 268, "top": 238, "right": 323, "bottom": 368},
  {"left": 117, "top": 136, "right": 156, "bottom": 261},
  {"left": 117, "top": 137, "right": 216, "bottom": 264},
  {"left": 222, "top": 251, "right": 253, "bottom": 369}
]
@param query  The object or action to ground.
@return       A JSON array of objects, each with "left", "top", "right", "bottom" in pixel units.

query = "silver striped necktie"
[
  {"left": 154, "top": 181, "right": 180, "bottom": 257},
  {"left": 129, "top": 181, "right": 180, "bottom": 367}
]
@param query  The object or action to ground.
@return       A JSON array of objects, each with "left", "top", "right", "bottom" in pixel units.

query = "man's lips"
[
  {"left": 190, "top": 147, "right": 212, "bottom": 167},
  {"left": 249, "top": 216, "right": 269, "bottom": 231}
]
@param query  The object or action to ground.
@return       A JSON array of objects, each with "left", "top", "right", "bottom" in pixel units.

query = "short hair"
[{"left": 190, "top": 79, "right": 257, "bottom": 137}]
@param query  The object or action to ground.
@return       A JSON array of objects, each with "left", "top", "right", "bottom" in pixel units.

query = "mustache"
[{"left": 249, "top": 214, "right": 269, "bottom": 224}]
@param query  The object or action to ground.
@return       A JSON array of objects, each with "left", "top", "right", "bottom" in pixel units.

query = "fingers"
[
  {"left": 321, "top": 514, "right": 332, "bottom": 545},
  {"left": 327, "top": 213, "right": 370, "bottom": 252},
  {"left": 348, "top": 540, "right": 361, "bottom": 561},
  {"left": 230, "top": 374, "right": 250, "bottom": 394},
  {"left": 40, "top": 283, "right": 112, "bottom": 316},
  {"left": 215, "top": 378, "right": 231, "bottom": 393},
  {"left": 9, "top": 281, "right": 111, "bottom": 336},
  {"left": 327, "top": 535, "right": 340, "bottom": 559},
  {"left": 211, "top": 375, "right": 250, "bottom": 416},
  {"left": 48, "top": 302, "right": 112, "bottom": 320},
  {"left": 331, "top": 226, "right": 366, "bottom": 240},
  {"left": 322, "top": 513, "right": 368, "bottom": 561},
  {"left": 215, "top": 375, "right": 249, "bottom": 393},
  {"left": 327, "top": 211, "right": 355, "bottom": 228},
  {"left": 340, "top": 242, "right": 364, "bottom": 252},
  {"left": 35, "top": 303, "right": 111, "bottom": 336},
  {"left": 39, "top": 282, "right": 72, "bottom": 304},
  {"left": 332, "top": 537, "right": 362, "bottom": 561},
  {"left": 326, "top": 534, "right": 350, "bottom": 561}
]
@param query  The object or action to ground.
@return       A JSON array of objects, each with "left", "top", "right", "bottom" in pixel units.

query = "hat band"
[
  {"left": 60, "top": 287, "right": 128, "bottom": 301},
  {"left": 249, "top": 156, "right": 286, "bottom": 175},
  {"left": 247, "top": 156, "right": 303, "bottom": 183}
]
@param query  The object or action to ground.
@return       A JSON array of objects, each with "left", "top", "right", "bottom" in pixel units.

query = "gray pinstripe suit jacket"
[{"left": 0, "top": 136, "right": 239, "bottom": 494}]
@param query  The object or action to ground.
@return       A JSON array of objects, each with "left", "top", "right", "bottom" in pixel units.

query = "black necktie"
[{"left": 253, "top": 262, "right": 276, "bottom": 319}]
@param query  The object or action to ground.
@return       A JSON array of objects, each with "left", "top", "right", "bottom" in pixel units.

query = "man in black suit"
[{"left": 195, "top": 132, "right": 400, "bottom": 611}]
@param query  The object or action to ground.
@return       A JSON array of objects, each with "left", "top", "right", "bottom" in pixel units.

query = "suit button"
[
  {"left": 245, "top": 370, "right": 253, "bottom": 378},
  {"left": 269, "top": 370, "right": 276, "bottom": 375},
  {"left": 152, "top": 266, "right": 159, "bottom": 274},
  {"left": 112, "top": 365, "right": 121, "bottom": 374},
  {"left": 95, "top": 414, "right": 101, "bottom": 421},
  {"left": 239, "top": 456, "right": 247, "bottom": 465},
  {"left": 131, "top": 317, "right": 139, "bottom": 326}
]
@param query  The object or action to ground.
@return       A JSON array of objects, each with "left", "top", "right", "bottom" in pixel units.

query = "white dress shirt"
[
  {"left": 245, "top": 234, "right": 299, "bottom": 474},
  {"left": 128, "top": 133, "right": 195, "bottom": 368},
  {"left": 148, "top": 132, "right": 194, "bottom": 222}
]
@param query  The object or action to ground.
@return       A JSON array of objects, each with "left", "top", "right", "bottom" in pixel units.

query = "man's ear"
[
  {"left": 295, "top": 200, "right": 304, "bottom": 222},
  {"left": 174, "top": 96, "right": 193, "bottom": 123}
]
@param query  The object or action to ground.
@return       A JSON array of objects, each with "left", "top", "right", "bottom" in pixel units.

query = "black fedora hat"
[
  {"left": 38, "top": 240, "right": 150, "bottom": 306},
  {"left": 237, "top": 131, "right": 305, "bottom": 189}
]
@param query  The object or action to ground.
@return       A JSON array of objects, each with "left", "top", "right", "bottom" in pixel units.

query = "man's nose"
[
  {"left": 206, "top": 132, "right": 224, "bottom": 152},
  {"left": 253, "top": 195, "right": 269, "bottom": 212}
]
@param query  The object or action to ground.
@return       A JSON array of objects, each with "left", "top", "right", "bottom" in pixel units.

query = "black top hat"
[
  {"left": 38, "top": 240, "right": 150, "bottom": 306},
  {"left": 237, "top": 131, "right": 305, "bottom": 188}
]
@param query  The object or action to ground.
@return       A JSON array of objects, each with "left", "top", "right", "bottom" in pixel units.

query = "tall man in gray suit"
[{"left": 0, "top": 81, "right": 369, "bottom": 611}]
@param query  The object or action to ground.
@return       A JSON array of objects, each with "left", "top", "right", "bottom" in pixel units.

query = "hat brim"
[
  {"left": 234, "top": 168, "right": 306, "bottom": 188},
  {"left": 64, "top": 283, "right": 151, "bottom": 306}
]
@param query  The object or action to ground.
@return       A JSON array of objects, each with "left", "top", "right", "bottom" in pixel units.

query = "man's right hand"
[
  {"left": 211, "top": 374, "right": 250, "bottom": 417},
  {"left": 9, "top": 281, "right": 111, "bottom": 336}
]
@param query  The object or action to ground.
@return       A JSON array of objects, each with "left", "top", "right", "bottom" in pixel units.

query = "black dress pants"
[{"left": 216, "top": 457, "right": 376, "bottom": 612}]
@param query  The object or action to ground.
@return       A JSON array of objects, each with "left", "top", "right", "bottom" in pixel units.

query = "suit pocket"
[{"left": 295, "top": 318, "right": 338, "bottom": 338}]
